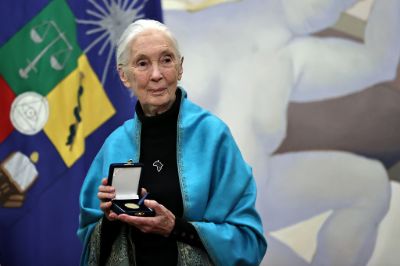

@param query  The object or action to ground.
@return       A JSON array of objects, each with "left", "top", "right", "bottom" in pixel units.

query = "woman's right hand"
[{"left": 98, "top": 178, "right": 117, "bottom": 221}]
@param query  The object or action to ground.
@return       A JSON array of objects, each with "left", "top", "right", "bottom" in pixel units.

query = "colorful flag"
[{"left": 0, "top": 0, "right": 163, "bottom": 265}]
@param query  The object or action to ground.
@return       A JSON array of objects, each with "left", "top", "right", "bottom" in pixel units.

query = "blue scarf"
[{"left": 77, "top": 88, "right": 267, "bottom": 265}]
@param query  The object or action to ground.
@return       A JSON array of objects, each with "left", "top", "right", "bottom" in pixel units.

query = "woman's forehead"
[
  {"left": 130, "top": 30, "right": 177, "bottom": 57},
  {"left": 132, "top": 30, "right": 174, "bottom": 49}
]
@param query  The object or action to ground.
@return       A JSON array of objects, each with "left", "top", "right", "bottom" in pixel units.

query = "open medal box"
[{"left": 107, "top": 161, "right": 155, "bottom": 217}]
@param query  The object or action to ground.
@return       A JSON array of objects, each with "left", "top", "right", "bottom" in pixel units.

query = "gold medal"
[{"left": 125, "top": 203, "right": 139, "bottom": 209}]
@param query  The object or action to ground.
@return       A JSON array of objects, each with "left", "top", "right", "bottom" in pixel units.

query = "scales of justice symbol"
[
  {"left": 11, "top": 20, "right": 74, "bottom": 136},
  {"left": 19, "top": 20, "right": 73, "bottom": 79}
]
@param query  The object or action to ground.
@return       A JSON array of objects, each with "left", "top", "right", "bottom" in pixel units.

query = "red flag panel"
[{"left": 0, "top": 75, "right": 15, "bottom": 143}]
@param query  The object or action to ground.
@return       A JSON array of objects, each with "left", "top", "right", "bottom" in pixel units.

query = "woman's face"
[{"left": 120, "top": 29, "right": 183, "bottom": 116}]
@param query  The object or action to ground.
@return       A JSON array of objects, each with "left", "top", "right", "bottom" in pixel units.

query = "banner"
[{"left": 0, "top": 0, "right": 162, "bottom": 265}]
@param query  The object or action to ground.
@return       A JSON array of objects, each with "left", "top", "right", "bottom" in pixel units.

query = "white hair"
[{"left": 116, "top": 19, "right": 181, "bottom": 67}]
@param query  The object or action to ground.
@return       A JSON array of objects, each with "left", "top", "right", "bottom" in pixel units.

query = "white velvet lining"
[{"left": 112, "top": 167, "right": 141, "bottom": 200}]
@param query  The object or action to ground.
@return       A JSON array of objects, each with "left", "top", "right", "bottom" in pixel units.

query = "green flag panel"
[{"left": 0, "top": 0, "right": 81, "bottom": 96}]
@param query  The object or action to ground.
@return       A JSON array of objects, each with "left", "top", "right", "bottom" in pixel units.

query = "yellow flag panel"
[{"left": 44, "top": 54, "right": 115, "bottom": 167}]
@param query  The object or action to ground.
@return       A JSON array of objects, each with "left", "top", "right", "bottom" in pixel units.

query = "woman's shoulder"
[
  {"left": 181, "top": 98, "right": 235, "bottom": 144},
  {"left": 103, "top": 118, "right": 136, "bottom": 145},
  {"left": 182, "top": 97, "right": 228, "bottom": 130}
]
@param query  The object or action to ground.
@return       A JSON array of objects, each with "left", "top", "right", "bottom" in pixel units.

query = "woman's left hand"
[{"left": 116, "top": 199, "right": 175, "bottom": 237}]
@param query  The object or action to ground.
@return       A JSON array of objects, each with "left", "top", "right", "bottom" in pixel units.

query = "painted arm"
[{"left": 286, "top": 0, "right": 400, "bottom": 102}]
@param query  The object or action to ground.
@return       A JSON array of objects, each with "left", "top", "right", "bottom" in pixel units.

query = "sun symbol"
[{"left": 76, "top": 0, "right": 149, "bottom": 84}]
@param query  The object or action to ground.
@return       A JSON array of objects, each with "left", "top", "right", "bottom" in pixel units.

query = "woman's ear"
[
  {"left": 178, "top": 56, "right": 184, "bottom": 80},
  {"left": 118, "top": 66, "right": 131, "bottom": 88}
]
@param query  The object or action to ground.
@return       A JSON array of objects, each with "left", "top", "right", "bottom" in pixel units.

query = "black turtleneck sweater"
[{"left": 100, "top": 89, "right": 205, "bottom": 266}]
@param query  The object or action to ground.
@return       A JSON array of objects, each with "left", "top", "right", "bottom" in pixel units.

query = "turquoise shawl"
[{"left": 77, "top": 89, "right": 267, "bottom": 265}]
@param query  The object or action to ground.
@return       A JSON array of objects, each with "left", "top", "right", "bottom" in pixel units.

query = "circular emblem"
[{"left": 10, "top": 92, "right": 49, "bottom": 135}]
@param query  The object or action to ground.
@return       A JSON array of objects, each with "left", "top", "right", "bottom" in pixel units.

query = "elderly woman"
[{"left": 77, "top": 19, "right": 266, "bottom": 266}]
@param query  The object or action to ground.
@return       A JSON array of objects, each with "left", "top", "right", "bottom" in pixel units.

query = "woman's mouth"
[{"left": 150, "top": 88, "right": 167, "bottom": 96}]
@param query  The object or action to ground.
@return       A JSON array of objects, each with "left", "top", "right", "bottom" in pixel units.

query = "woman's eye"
[
  {"left": 136, "top": 60, "right": 149, "bottom": 69},
  {"left": 161, "top": 56, "right": 173, "bottom": 65}
]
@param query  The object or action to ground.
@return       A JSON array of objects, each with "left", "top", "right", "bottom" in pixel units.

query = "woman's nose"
[{"left": 150, "top": 62, "right": 163, "bottom": 80}]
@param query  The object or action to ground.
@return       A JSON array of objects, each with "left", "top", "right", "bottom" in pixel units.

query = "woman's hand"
[
  {"left": 116, "top": 199, "right": 176, "bottom": 237},
  {"left": 97, "top": 178, "right": 117, "bottom": 221}
]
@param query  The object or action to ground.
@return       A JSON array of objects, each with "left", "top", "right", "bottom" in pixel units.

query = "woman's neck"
[{"left": 142, "top": 97, "right": 176, "bottom": 117}]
